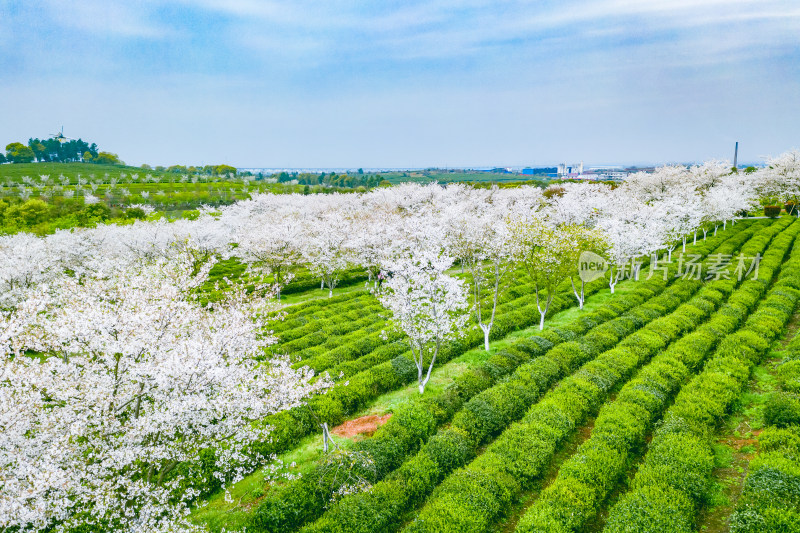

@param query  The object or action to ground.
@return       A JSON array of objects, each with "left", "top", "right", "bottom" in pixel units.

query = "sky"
[{"left": 1, "top": 0, "right": 799, "bottom": 168}]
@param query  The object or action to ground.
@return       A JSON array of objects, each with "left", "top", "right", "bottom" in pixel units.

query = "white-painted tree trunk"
[
  {"left": 470, "top": 259, "right": 503, "bottom": 352},
  {"left": 535, "top": 287, "right": 552, "bottom": 330},
  {"left": 571, "top": 277, "right": 585, "bottom": 310},
  {"left": 480, "top": 324, "right": 491, "bottom": 351},
  {"left": 412, "top": 341, "right": 438, "bottom": 394},
  {"left": 321, "top": 422, "right": 332, "bottom": 453},
  {"left": 609, "top": 265, "right": 618, "bottom": 294}
]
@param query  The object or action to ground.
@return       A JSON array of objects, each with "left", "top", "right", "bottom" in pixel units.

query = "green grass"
[
  {"left": 0, "top": 162, "right": 158, "bottom": 182},
  {"left": 191, "top": 277, "right": 640, "bottom": 527},
  {"left": 190, "top": 432, "right": 361, "bottom": 530}
]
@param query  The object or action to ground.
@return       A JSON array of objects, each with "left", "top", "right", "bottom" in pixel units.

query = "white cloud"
[{"left": 39, "top": 0, "right": 174, "bottom": 38}]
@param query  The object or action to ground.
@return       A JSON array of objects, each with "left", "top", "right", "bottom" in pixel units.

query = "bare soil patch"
[{"left": 331, "top": 413, "right": 392, "bottom": 438}]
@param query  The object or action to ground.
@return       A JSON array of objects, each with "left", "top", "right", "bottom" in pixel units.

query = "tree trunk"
[
  {"left": 418, "top": 341, "right": 438, "bottom": 394},
  {"left": 571, "top": 277, "right": 584, "bottom": 309},
  {"left": 609, "top": 265, "right": 617, "bottom": 294},
  {"left": 535, "top": 289, "right": 552, "bottom": 330},
  {"left": 480, "top": 324, "right": 491, "bottom": 351},
  {"left": 321, "top": 422, "right": 332, "bottom": 453}
]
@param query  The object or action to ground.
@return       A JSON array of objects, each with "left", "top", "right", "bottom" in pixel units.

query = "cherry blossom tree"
[
  {"left": 0, "top": 252, "right": 330, "bottom": 532},
  {"left": 567, "top": 225, "right": 609, "bottom": 309},
  {"left": 445, "top": 197, "right": 515, "bottom": 351},
  {"left": 763, "top": 149, "right": 800, "bottom": 209},
  {"left": 510, "top": 218, "right": 584, "bottom": 329},
  {"left": 301, "top": 209, "right": 355, "bottom": 298},
  {"left": 377, "top": 250, "right": 469, "bottom": 394},
  {"left": 595, "top": 196, "right": 664, "bottom": 290},
  {"left": 235, "top": 214, "right": 304, "bottom": 299}
]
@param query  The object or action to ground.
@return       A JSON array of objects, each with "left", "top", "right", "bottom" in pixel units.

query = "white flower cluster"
[{"left": 1, "top": 150, "right": 797, "bottom": 531}]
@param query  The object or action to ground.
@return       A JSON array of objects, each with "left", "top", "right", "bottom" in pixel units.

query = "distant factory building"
[{"left": 557, "top": 162, "right": 584, "bottom": 177}]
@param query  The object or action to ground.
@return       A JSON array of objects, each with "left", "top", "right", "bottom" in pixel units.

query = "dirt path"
[{"left": 696, "top": 354, "right": 784, "bottom": 532}]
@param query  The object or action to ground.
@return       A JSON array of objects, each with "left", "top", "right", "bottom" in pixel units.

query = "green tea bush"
[
  {"left": 605, "top": 218, "right": 800, "bottom": 533},
  {"left": 730, "top": 427, "right": 800, "bottom": 532},
  {"left": 764, "top": 391, "right": 800, "bottom": 427}
]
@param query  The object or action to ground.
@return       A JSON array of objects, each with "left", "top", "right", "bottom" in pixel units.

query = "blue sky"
[{"left": 1, "top": 0, "right": 798, "bottom": 168}]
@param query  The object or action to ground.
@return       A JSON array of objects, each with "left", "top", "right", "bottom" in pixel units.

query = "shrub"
[
  {"left": 764, "top": 392, "right": 800, "bottom": 427},
  {"left": 764, "top": 205, "right": 781, "bottom": 218},
  {"left": 777, "top": 360, "right": 800, "bottom": 393},
  {"left": 729, "top": 427, "right": 800, "bottom": 532}
]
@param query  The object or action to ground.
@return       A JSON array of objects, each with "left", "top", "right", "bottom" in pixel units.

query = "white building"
[{"left": 557, "top": 162, "right": 584, "bottom": 177}]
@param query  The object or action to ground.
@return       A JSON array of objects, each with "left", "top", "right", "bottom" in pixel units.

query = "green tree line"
[{"left": 3, "top": 137, "right": 123, "bottom": 165}]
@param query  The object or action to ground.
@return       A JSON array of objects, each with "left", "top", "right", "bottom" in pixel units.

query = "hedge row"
[
  {"left": 295, "top": 222, "right": 765, "bottom": 533},
  {"left": 278, "top": 268, "right": 534, "bottom": 369},
  {"left": 297, "top": 276, "right": 542, "bottom": 375},
  {"left": 729, "top": 256, "right": 800, "bottom": 532},
  {"left": 314, "top": 277, "right": 574, "bottom": 381},
  {"left": 248, "top": 263, "right": 622, "bottom": 460},
  {"left": 396, "top": 220, "right": 779, "bottom": 533},
  {"left": 728, "top": 427, "right": 800, "bottom": 532},
  {"left": 272, "top": 296, "right": 378, "bottom": 338},
  {"left": 603, "top": 218, "right": 800, "bottom": 533},
  {"left": 764, "top": 317, "right": 800, "bottom": 427},
  {"left": 283, "top": 311, "right": 384, "bottom": 353},
  {"left": 778, "top": 322, "right": 800, "bottom": 393},
  {"left": 251, "top": 268, "right": 670, "bottom": 531},
  {"left": 280, "top": 266, "right": 368, "bottom": 296},
  {"left": 516, "top": 217, "right": 799, "bottom": 532},
  {"left": 269, "top": 292, "right": 371, "bottom": 335},
  {"left": 302, "top": 328, "right": 406, "bottom": 374},
  {"left": 283, "top": 313, "right": 383, "bottom": 353},
  {"left": 773, "top": 314, "right": 800, "bottom": 422}
]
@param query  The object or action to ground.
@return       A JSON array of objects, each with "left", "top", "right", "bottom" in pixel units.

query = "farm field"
[
  {"left": 0, "top": 162, "right": 301, "bottom": 233},
  {"left": 225, "top": 218, "right": 794, "bottom": 533},
  {"left": 193, "top": 219, "right": 798, "bottom": 533},
  {"left": 3, "top": 154, "right": 800, "bottom": 533},
  {"left": 0, "top": 162, "right": 388, "bottom": 235}
]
